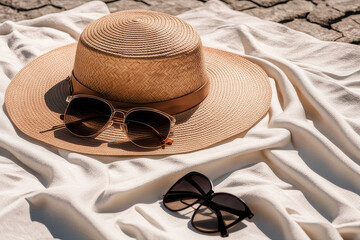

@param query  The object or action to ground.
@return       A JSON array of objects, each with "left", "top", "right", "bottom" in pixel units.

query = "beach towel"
[{"left": 0, "top": 0, "right": 359, "bottom": 239}]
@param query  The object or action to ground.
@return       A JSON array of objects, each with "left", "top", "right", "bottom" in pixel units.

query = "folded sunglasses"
[
  {"left": 62, "top": 94, "right": 176, "bottom": 149},
  {"left": 163, "top": 171, "right": 254, "bottom": 237}
]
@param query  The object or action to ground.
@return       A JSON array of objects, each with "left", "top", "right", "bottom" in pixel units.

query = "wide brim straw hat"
[{"left": 5, "top": 9, "right": 271, "bottom": 156}]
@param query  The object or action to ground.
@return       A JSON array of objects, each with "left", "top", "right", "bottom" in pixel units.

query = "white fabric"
[{"left": 1, "top": 0, "right": 359, "bottom": 239}]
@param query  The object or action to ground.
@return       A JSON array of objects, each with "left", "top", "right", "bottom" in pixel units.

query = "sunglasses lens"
[
  {"left": 164, "top": 172, "right": 212, "bottom": 211},
  {"left": 64, "top": 97, "right": 112, "bottom": 137},
  {"left": 125, "top": 110, "right": 171, "bottom": 148},
  {"left": 192, "top": 193, "right": 247, "bottom": 233},
  {"left": 192, "top": 205, "right": 218, "bottom": 232}
]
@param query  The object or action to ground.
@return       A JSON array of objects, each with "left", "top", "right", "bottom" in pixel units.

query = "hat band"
[{"left": 70, "top": 71, "right": 210, "bottom": 115}]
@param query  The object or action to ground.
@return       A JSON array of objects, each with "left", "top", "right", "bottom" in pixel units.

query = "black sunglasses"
[{"left": 163, "top": 171, "right": 254, "bottom": 237}]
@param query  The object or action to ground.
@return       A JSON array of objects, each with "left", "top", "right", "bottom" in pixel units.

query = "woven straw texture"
[
  {"left": 74, "top": 10, "right": 207, "bottom": 103},
  {"left": 5, "top": 43, "right": 271, "bottom": 155},
  {"left": 5, "top": 10, "right": 272, "bottom": 156}
]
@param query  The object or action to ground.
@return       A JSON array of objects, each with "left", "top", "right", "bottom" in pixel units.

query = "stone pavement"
[{"left": 0, "top": 0, "right": 359, "bottom": 44}]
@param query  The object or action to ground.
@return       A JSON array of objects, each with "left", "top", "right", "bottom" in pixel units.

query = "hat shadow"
[{"left": 173, "top": 105, "right": 199, "bottom": 124}]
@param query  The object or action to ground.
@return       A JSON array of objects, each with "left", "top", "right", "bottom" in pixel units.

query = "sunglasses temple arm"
[
  {"left": 40, "top": 114, "right": 110, "bottom": 133},
  {"left": 214, "top": 208, "right": 228, "bottom": 237},
  {"left": 186, "top": 178, "right": 208, "bottom": 196},
  {"left": 180, "top": 200, "right": 198, "bottom": 210},
  {"left": 213, "top": 203, "right": 254, "bottom": 219},
  {"left": 165, "top": 191, "right": 202, "bottom": 199},
  {"left": 39, "top": 124, "right": 65, "bottom": 133},
  {"left": 164, "top": 192, "right": 203, "bottom": 206}
]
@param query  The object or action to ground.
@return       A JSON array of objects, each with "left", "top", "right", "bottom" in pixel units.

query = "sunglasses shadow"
[
  {"left": 186, "top": 220, "right": 248, "bottom": 237},
  {"left": 159, "top": 202, "right": 193, "bottom": 219},
  {"left": 159, "top": 202, "right": 249, "bottom": 236},
  {"left": 51, "top": 128, "right": 160, "bottom": 151},
  {"left": 52, "top": 128, "right": 105, "bottom": 147}
]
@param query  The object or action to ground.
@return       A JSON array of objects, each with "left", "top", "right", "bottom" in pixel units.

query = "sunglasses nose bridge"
[
  {"left": 113, "top": 110, "right": 126, "bottom": 119},
  {"left": 113, "top": 109, "right": 126, "bottom": 116},
  {"left": 111, "top": 110, "right": 126, "bottom": 130}
]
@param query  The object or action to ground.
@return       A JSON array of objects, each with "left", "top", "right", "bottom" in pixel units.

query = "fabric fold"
[{"left": 0, "top": 0, "right": 359, "bottom": 239}]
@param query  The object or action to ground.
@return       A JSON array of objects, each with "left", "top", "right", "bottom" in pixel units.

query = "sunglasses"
[
  {"left": 163, "top": 171, "right": 254, "bottom": 237},
  {"left": 63, "top": 94, "right": 176, "bottom": 149}
]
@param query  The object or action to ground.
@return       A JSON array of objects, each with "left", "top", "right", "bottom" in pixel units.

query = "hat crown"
[
  {"left": 81, "top": 10, "right": 200, "bottom": 58},
  {"left": 73, "top": 10, "right": 209, "bottom": 103}
]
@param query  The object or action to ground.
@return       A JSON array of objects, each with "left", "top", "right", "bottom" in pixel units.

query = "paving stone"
[
  {"left": 146, "top": 0, "right": 204, "bottom": 15},
  {"left": 50, "top": 0, "right": 93, "bottom": 10},
  {"left": 349, "top": 14, "right": 360, "bottom": 24},
  {"left": 244, "top": 0, "right": 314, "bottom": 22},
  {"left": 325, "top": 0, "right": 360, "bottom": 13},
  {"left": 0, "top": 5, "right": 24, "bottom": 22},
  {"left": 251, "top": 0, "right": 289, "bottom": 7},
  {"left": 0, "top": 0, "right": 359, "bottom": 45},
  {"left": 331, "top": 15, "right": 360, "bottom": 42},
  {"left": 335, "top": 36, "right": 358, "bottom": 43},
  {"left": 0, "top": 0, "right": 51, "bottom": 10},
  {"left": 20, "top": 5, "right": 61, "bottom": 19},
  {"left": 0, "top": 0, "right": 11, "bottom": 6},
  {"left": 107, "top": 0, "right": 150, "bottom": 12},
  {"left": 284, "top": 18, "right": 342, "bottom": 41},
  {"left": 307, "top": 3, "right": 344, "bottom": 26},
  {"left": 224, "top": 0, "right": 258, "bottom": 11}
]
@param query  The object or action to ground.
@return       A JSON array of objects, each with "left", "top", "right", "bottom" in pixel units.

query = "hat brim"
[{"left": 5, "top": 43, "right": 271, "bottom": 155}]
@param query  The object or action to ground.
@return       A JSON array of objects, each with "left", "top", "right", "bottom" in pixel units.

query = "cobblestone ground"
[{"left": 0, "top": 0, "right": 359, "bottom": 44}]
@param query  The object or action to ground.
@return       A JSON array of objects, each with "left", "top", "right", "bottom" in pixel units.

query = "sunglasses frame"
[
  {"left": 163, "top": 171, "right": 254, "bottom": 237},
  {"left": 64, "top": 94, "right": 176, "bottom": 149}
]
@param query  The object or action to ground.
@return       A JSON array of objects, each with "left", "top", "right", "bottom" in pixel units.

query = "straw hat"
[{"left": 5, "top": 10, "right": 271, "bottom": 156}]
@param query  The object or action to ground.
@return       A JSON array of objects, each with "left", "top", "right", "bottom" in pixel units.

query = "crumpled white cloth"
[{"left": 0, "top": 0, "right": 359, "bottom": 239}]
